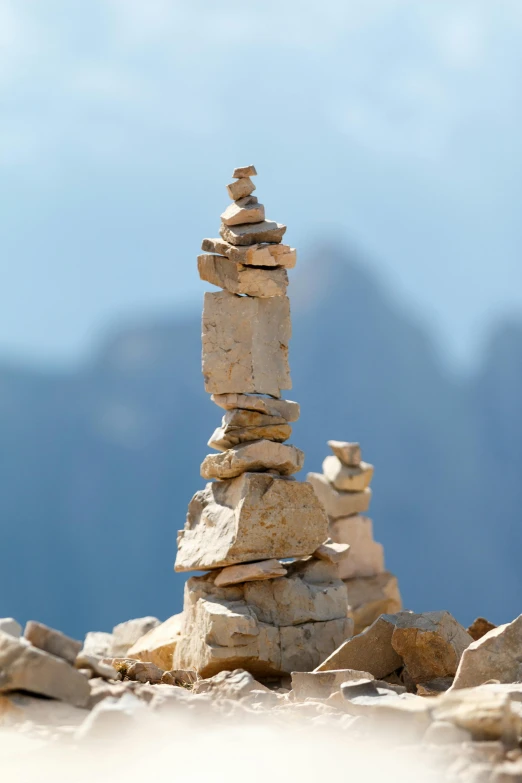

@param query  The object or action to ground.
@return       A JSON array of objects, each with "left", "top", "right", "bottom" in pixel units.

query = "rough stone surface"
[
  {"left": 202, "top": 238, "right": 296, "bottom": 268},
  {"left": 214, "top": 560, "right": 288, "bottom": 587},
  {"left": 161, "top": 669, "right": 197, "bottom": 686},
  {"left": 330, "top": 515, "right": 385, "bottom": 579},
  {"left": 110, "top": 617, "right": 161, "bottom": 658},
  {"left": 175, "top": 473, "right": 328, "bottom": 571},
  {"left": 286, "top": 557, "right": 340, "bottom": 584},
  {"left": 328, "top": 441, "right": 361, "bottom": 467},
  {"left": 291, "top": 669, "right": 375, "bottom": 701},
  {"left": 452, "top": 615, "right": 522, "bottom": 690},
  {"left": 77, "top": 654, "right": 119, "bottom": 681},
  {"left": 202, "top": 290, "right": 291, "bottom": 397},
  {"left": 315, "top": 614, "right": 401, "bottom": 678},
  {"left": 243, "top": 574, "right": 348, "bottom": 626},
  {"left": 307, "top": 472, "right": 372, "bottom": 518},
  {"left": 198, "top": 254, "right": 288, "bottom": 297},
  {"left": 345, "top": 572, "right": 403, "bottom": 634},
  {"left": 232, "top": 165, "right": 257, "bottom": 178},
  {"left": 24, "top": 621, "right": 82, "bottom": 665},
  {"left": 78, "top": 631, "right": 113, "bottom": 662},
  {"left": 391, "top": 610, "right": 473, "bottom": 684},
  {"left": 200, "top": 440, "right": 304, "bottom": 479},
  {"left": 313, "top": 541, "right": 350, "bottom": 564},
  {"left": 220, "top": 220, "right": 286, "bottom": 246},
  {"left": 0, "top": 619, "right": 21, "bottom": 638},
  {"left": 0, "top": 630, "right": 90, "bottom": 707},
  {"left": 322, "top": 456, "right": 374, "bottom": 492},
  {"left": 211, "top": 393, "right": 299, "bottom": 421},
  {"left": 226, "top": 177, "right": 255, "bottom": 200},
  {"left": 432, "top": 688, "right": 521, "bottom": 742},
  {"left": 126, "top": 614, "right": 184, "bottom": 671},
  {"left": 208, "top": 409, "right": 291, "bottom": 451},
  {"left": 467, "top": 617, "right": 497, "bottom": 642},
  {"left": 125, "top": 661, "right": 164, "bottom": 685},
  {"left": 221, "top": 200, "right": 265, "bottom": 226}
]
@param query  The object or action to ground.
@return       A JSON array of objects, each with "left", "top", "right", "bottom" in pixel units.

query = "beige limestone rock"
[
  {"left": 313, "top": 540, "right": 350, "bottom": 564},
  {"left": 198, "top": 254, "right": 288, "bottom": 297},
  {"left": 432, "top": 688, "right": 521, "bottom": 742},
  {"left": 200, "top": 440, "right": 304, "bottom": 479},
  {"left": 307, "top": 472, "right": 372, "bottom": 518},
  {"left": 211, "top": 393, "right": 299, "bottom": 422},
  {"left": 452, "top": 615, "right": 522, "bottom": 690},
  {"left": 391, "top": 611, "right": 472, "bottom": 684},
  {"left": 291, "top": 669, "right": 375, "bottom": 701},
  {"left": 315, "top": 613, "right": 401, "bottom": 678},
  {"left": 243, "top": 574, "right": 348, "bottom": 626},
  {"left": 175, "top": 473, "right": 328, "bottom": 571},
  {"left": 330, "top": 515, "right": 385, "bottom": 579},
  {"left": 126, "top": 614, "right": 184, "bottom": 671},
  {"left": 0, "top": 618, "right": 21, "bottom": 638},
  {"left": 232, "top": 165, "right": 257, "bottom": 178},
  {"left": 110, "top": 617, "right": 160, "bottom": 658},
  {"left": 0, "top": 630, "right": 90, "bottom": 707},
  {"left": 215, "top": 560, "right": 287, "bottom": 587},
  {"left": 77, "top": 654, "right": 119, "bottom": 680},
  {"left": 345, "top": 572, "right": 402, "bottom": 634},
  {"left": 467, "top": 617, "right": 497, "bottom": 641},
  {"left": 221, "top": 201, "right": 265, "bottom": 227},
  {"left": 226, "top": 177, "right": 255, "bottom": 200},
  {"left": 193, "top": 668, "right": 266, "bottom": 698},
  {"left": 202, "top": 290, "right": 291, "bottom": 397},
  {"left": 286, "top": 557, "right": 340, "bottom": 584},
  {"left": 24, "top": 621, "right": 82, "bottom": 665},
  {"left": 280, "top": 619, "right": 353, "bottom": 675},
  {"left": 220, "top": 220, "right": 286, "bottom": 246},
  {"left": 208, "top": 410, "right": 291, "bottom": 451},
  {"left": 202, "top": 237, "right": 296, "bottom": 268},
  {"left": 328, "top": 440, "right": 361, "bottom": 467},
  {"left": 78, "top": 631, "right": 113, "bottom": 662},
  {"left": 322, "top": 456, "right": 374, "bottom": 492}
]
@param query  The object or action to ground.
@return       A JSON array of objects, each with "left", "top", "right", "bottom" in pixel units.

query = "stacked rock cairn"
[
  {"left": 173, "top": 166, "right": 353, "bottom": 679},
  {"left": 307, "top": 441, "right": 402, "bottom": 635}
]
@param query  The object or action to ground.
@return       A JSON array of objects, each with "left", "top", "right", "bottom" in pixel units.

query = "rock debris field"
[{"left": 1, "top": 168, "right": 522, "bottom": 783}]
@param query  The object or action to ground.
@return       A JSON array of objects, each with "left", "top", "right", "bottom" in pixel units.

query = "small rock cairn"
[
  {"left": 173, "top": 166, "right": 353, "bottom": 678},
  {"left": 308, "top": 441, "right": 402, "bottom": 634}
]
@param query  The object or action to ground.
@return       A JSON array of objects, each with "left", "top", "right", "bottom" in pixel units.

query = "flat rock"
[
  {"left": 467, "top": 617, "right": 497, "bottom": 641},
  {"left": 202, "top": 290, "right": 291, "bottom": 397},
  {"left": 327, "top": 441, "right": 361, "bottom": 467},
  {"left": 24, "top": 621, "right": 82, "bottom": 665},
  {"left": 198, "top": 254, "right": 288, "bottom": 297},
  {"left": 175, "top": 473, "right": 328, "bottom": 571},
  {"left": 0, "top": 630, "right": 90, "bottom": 707},
  {"left": 232, "top": 165, "right": 257, "bottom": 178},
  {"left": 345, "top": 572, "right": 402, "bottom": 634},
  {"left": 202, "top": 237, "right": 296, "bottom": 268},
  {"left": 126, "top": 613, "right": 184, "bottom": 671},
  {"left": 208, "top": 410, "right": 291, "bottom": 451},
  {"left": 214, "top": 559, "right": 288, "bottom": 587},
  {"left": 391, "top": 610, "right": 472, "bottom": 684},
  {"left": 200, "top": 440, "right": 304, "bottom": 479},
  {"left": 452, "top": 614, "right": 522, "bottom": 690},
  {"left": 220, "top": 220, "right": 286, "bottom": 246},
  {"left": 291, "top": 669, "right": 375, "bottom": 701},
  {"left": 307, "top": 472, "right": 372, "bottom": 518},
  {"left": 221, "top": 200, "right": 265, "bottom": 226},
  {"left": 226, "top": 177, "right": 255, "bottom": 200},
  {"left": 329, "top": 515, "right": 385, "bottom": 579},
  {"left": 211, "top": 393, "right": 299, "bottom": 421},
  {"left": 315, "top": 613, "right": 402, "bottom": 678},
  {"left": 0, "top": 619, "right": 21, "bottom": 638},
  {"left": 313, "top": 540, "right": 350, "bottom": 564},
  {"left": 110, "top": 617, "right": 161, "bottom": 658},
  {"left": 322, "top": 456, "right": 374, "bottom": 492}
]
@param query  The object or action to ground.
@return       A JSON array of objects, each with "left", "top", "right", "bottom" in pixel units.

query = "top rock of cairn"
[{"left": 232, "top": 164, "right": 257, "bottom": 178}]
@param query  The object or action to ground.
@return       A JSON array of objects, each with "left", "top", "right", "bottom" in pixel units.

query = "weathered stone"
[
  {"left": 211, "top": 393, "right": 299, "bottom": 422},
  {"left": 193, "top": 668, "right": 266, "bottom": 698},
  {"left": 312, "top": 540, "right": 350, "bottom": 564},
  {"left": 215, "top": 560, "right": 288, "bottom": 587},
  {"left": 77, "top": 654, "right": 119, "bottom": 680},
  {"left": 0, "top": 630, "right": 90, "bottom": 707},
  {"left": 243, "top": 574, "right": 348, "bottom": 626},
  {"left": 327, "top": 440, "right": 361, "bottom": 467},
  {"left": 467, "top": 617, "right": 497, "bottom": 642},
  {"left": 125, "top": 661, "right": 164, "bottom": 684},
  {"left": 307, "top": 472, "right": 372, "bottom": 518},
  {"left": 24, "top": 621, "right": 82, "bottom": 665},
  {"left": 345, "top": 572, "right": 402, "bottom": 634},
  {"left": 202, "top": 238, "right": 296, "bottom": 268},
  {"left": 221, "top": 200, "right": 265, "bottom": 227},
  {"left": 78, "top": 631, "right": 113, "bottom": 662},
  {"left": 226, "top": 177, "right": 255, "bottom": 201},
  {"left": 341, "top": 678, "right": 406, "bottom": 699},
  {"left": 202, "top": 290, "right": 291, "bottom": 397},
  {"left": 452, "top": 615, "right": 522, "bottom": 690},
  {"left": 232, "top": 165, "right": 257, "bottom": 178},
  {"left": 208, "top": 410, "right": 292, "bottom": 451},
  {"left": 322, "top": 456, "right": 374, "bottom": 492},
  {"left": 279, "top": 619, "right": 354, "bottom": 675},
  {"left": 110, "top": 617, "right": 160, "bottom": 658},
  {"left": 417, "top": 677, "right": 454, "bottom": 697},
  {"left": 175, "top": 473, "right": 328, "bottom": 571},
  {"left": 198, "top": 254, "right": 288, "bottom": 297},
  {"left": 220, "top": 220, "right": 286, "bottom": 246},
  {"left": 432, "top": 688, "right": 521, "bottom": 742},
  {"left": 291, "top": 669, "right": 375, "bottom": 701},
  {"left": 391, "top": 611, "right": 472, "bottom": 684},
  {"left": 0, "top": 619, "right": 21, "bottom": 638},
  {"left": 315, "top": 613, "right": 401, "bottom": 678},
  {"left": 286, "top": 557, "right": 340, "bottom": 584},
  {"left": 200, "top": 440, "right": 304, "bottom": 479},
  {"left": 329, "top": 515, "right": 385, "bottom": 579},
  {"left": 126, "top": 614, "right": 184, "bottom": 671},
  {"left": 161, "top": 669, "right": 197, "bottom": 687}
]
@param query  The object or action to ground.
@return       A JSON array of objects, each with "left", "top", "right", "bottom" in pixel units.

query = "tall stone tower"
[{"left": 173, "top": 166, "right": 352, "bottom": 678}]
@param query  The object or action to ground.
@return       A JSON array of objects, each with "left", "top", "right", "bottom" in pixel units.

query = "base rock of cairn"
[
  {"left": 308, "top": 440, "right": 402, "bottom": 634},
  {"left": 173, "top": 166, "right": 352, "bottom": 677}
]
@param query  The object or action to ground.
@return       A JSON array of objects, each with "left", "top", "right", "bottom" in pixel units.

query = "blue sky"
[{"left": 2, "top": 0, "right": 522, "bottom": 366}]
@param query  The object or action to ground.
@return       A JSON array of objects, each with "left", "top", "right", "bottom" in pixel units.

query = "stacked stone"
[
  {"left": 173, "top": 166, "right": 352, "bottom": 678},
  {"left": 307, "top": 441, "right": 402, "bottom": 635}
]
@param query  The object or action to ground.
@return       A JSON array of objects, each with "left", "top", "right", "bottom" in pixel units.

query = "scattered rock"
[
  {"left": 452, "top": 614, "right": 522, "bottom": 690},
  {"left": 226, "top": 177, "right": 256, "bottom": 201},
  {"left": 327, "top": 440, "right": 361, "bottom": 467},
  {"left": 161, "top": 669, "right": 197, "bottom": 687},
  {"left": 0, "top": 619, "right": 21, "bottom": 638},
  {"left": 77, "top": 654, "right": 119, "bottom": 681},
  {"left": 198, "top": 254, "right": 288, "bottom": 297},
  {"left": 322, "top": 456, "right": 374, "bottom": 492},
  {"left": 307, "top": 472, "right": 372, "bottom": 518},
  {"left": 126, "top": 613, "right": 184, "bottom": 671},
  {"left": 201, "top": 440, "right": 304, "bottom": 479},
  {"left": 221, "top": 200, "right": 265, "bottom": 226},
  {"left": 291, "top": 669, "right": 375, "bottom": 701},
  {"left": 232, "top": 165, "right": 257, "bottom": 178},
  {"left": 329, "top": 515, "right": 385, "bottom": 579},
  {"left": 220, "top": 220, "right": 286, "bottom": 246},
  {"left": 201, "top": 238, "right": 296, "bottom": 268},
  {"left": 345, "top": 572, "right": 402, "bottom": 634},
  {"left": 193, "top": 669, "right": 267, "bottom": 699},
  {"left": 214, "top": 559, "right": 288, "bottom": 587},
  {"left": 432, "top": 688, "right": 521, "bottom": 742},
  {"left": 312, "top": 540, "right": 350, "bottom": 564},
  {"left": 417, "top": 677, "right": 454, "bottom": 697},
  {"left": 110, "top": 617, "right": 160, "bottom": 658},
  {"left": 468, "top": 617, "right": 498, "bottom": 642},
  {"left": 24, "top": 620, "right": 82, "bottom": 665},
  {"left": 125, "top": 661, "right": 164, "bottom": 685},
  {"left": 211, "top": 393, "right": 299, "bottom": 421},
  {"left": 79, "top": 631, "right": 113, "bottom": 661}
]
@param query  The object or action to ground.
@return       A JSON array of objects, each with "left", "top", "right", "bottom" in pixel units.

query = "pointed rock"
[
  {"left": 452, "top": 614, "right": 522, "bottom": 690},
  {"left": 220, "top": 220, "right": 286, "bottom": 246},
  {"left": 328, "top": 441, "right": 361, "bottom": 467},
  {"left": 322, "top": 456, "right": 374, "bottom": 492},
  {"left": 200, "top": 440, "right": 304, "bottom": 479},
  {"left": 198, "top": 254, "right": 288, "bottom": 297},
  {"left": 211, "top": 393, "right": 299, "bottom": 422},
  {"left": 315, "top": 613, "right": 401, "bottom": 678}
]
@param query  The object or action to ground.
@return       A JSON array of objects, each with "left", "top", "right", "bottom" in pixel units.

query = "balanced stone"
[
  {"left": 211, "top": 393, "right": 300, "bottom": 422},
  {"left": 215, "top": 559, "right": 288, "bottom": 587},
  {"left": 198, "top": 254, "right": 288, "bottom": 297},
  {"left": 227, "top": 177, "right": 255, "bottom": 201},
  {"left": 329, "top": 515, "right": 385, "bottom": 579},
  {"left": 202, "top": 290, "right": 291, "bottom": 397},
  {"left": 313, "top": 540, "right": 350, "bottom": 564},
  {"left": 175, "top": 472, "right": 328, "bottom": 572},
  {"left": 221, "top": 200, "right": 265, "bottom": 227},
  {"left": 202, "top": 238, "right": 296, "bottom": 268},
  {"left": 328, "top": 441, "right": 361, "bottom": 467},
  {"left": 220, "top": 220, "right": 286, "bottom": 246},
  {"left": 322, "top": 456, "right": 374, "bottom": 492},
  {"left": 200, "top": 440, "right": 304, "bottom": 479},
  {"left": 307, "top": 472, "right": 372, "bottom": 518},
  {"left": 233, "top": 164, "right": 257, "bottom": 177},
  {"left": 208, "top": 414, "right": 291, "bottom": 451}
]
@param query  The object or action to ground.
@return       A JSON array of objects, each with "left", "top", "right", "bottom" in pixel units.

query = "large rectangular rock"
[
  {"left": 175, "top": 473, "right": 328, "bottom": 572},
  {"left": 202, "top": 290, "right": 291, "bottom": 397},
  {"left": 198, "top": 254, "right": 288, "bottom": 298},
  {"left": 307, "top": 472, "right": 372, "bottom": 518},
  {"left": 202, "top": 238, "right": 296, "bottom": 268},
  {"left": 220, "top": 220, "right": 286, "bottom": 246}
]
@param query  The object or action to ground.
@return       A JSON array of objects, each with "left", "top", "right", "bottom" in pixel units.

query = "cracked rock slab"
[
  {"left": 220, "top": 220, "right": 286, "bottom": 246},
  {"left": 198, "top": 254, "right": 288, "bottom": 297},
  {"left": 307, "top": 472, "right": 372, "bottom": 518},
  {"left": 200, "top": 440, "right": 304, "bottom": 479},
  {"left": 211, "top": 393, "right": 299, "bottom": 422},
  {"left": 202, "top": 238, "right": 296, "bottom": 268}
]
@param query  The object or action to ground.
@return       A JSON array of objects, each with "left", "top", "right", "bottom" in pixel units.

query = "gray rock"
[{"left": 24, "top": 620, "right": 82, "bottom": 665}]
